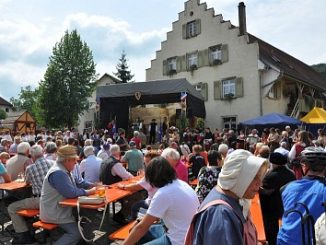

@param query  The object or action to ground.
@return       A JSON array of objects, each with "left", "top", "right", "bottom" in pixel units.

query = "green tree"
[
  {"left": 312, "top": 63, "right": 326, "bottom": 80},
  {"left": 39, "top": 30, "right": 97, "bottom": 129},
  {"left": 0, "top": 109, "right": 7, "bottom": 119},
  {"left": 114, "top": 51, "right": 134, "bottom": 83},
  {"left": 10, "top": 86, "right": 38, "bottom": 112}
]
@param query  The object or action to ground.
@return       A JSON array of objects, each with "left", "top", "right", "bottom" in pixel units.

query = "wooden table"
[
  {"left": 59, "top": 196, "right": 106, "bottom": 209},
  {"left": 0, "top": 181, "right": 28, "bottom": 191},
  {"left": 0, "top": 181, "right": 29, "bottom": 232},
  {"left": 250, "top": 194, "right": 266, "bottom": 243}
]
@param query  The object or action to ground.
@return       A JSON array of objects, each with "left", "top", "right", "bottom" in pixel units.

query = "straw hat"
[{"left": 57, "top": 145, "right": 77, "bottom": 159}]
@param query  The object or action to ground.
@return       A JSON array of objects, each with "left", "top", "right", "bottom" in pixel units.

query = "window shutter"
[
  {"left": 221, "top": 44, "right": 229, "bottom": 63},
  {"left": 202, "top": 82, "right": 208, "bottom": 101},
  {"left": 179, "top": 55, "right": 186, "bottom": 71},
  {"left": 214, "top": 81, "right": 221, "bottom": 100},
  {"left": 182, "top": 24, "right": 187, "bottom": 39},
  {"left": 235, "top": 77, "right": 243, "bottom": 98},
  {"left": 176, "top": 56, "right": 182, "bottom": 73},
  {"left": 198, "top": 49, "right": 209, "bottom": 67},
  {"left": 196, "top": 19, "right": 201, "bottom": 35},
  {"left": 162, "top": 60, "right": 167, "bottom": 76}
]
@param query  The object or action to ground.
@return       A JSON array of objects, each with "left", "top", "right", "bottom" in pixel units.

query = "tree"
[
  {"left": 114, "top": 51, "right": 134, "bottom": 83},
  {"left": 38, "top": 30, "right": 97, "bottom": 129},
  {"left": 10, "top": 86, "right": 38, "bottom": 113},
  {"left": 0, "top": 109, "right": 7, "bottom": 119},
  {"left": 312, "top": 63, "right": 326, "bottom": 80}
]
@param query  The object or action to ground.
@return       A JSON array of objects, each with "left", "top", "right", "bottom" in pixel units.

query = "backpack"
[{"left": 185, "top": 199, "right": 257, "bottom": 245}]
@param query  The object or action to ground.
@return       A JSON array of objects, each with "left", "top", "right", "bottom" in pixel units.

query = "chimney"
[{"left": 238, "top": 2, "right": 247, "bottom": 36}]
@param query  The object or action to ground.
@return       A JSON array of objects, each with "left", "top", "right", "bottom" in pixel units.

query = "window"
[
  {"left": 223, "top": 116, "right": 237, "bottom": 130},
  {"left": 187, "top": 21, "right": 197, "bottom": 38},
  {"left": 209, "top": 46, "right": 222, "bottom": 65},
  {"left": 183, "top": 19, "right": 201, "bottom": 39},
  {"left": 167, "top": 57, "right": 177, "bottom": 74},
  {"left": 194, "top": 83, "right": 208, "bottom": 101},
  {"left": 5, "top": 108, "right": 9, "bottom": 112},
  {"left": 214, "top": 77, "right": 243, "bottom": 100},
  {"left": 222, "top": 79, "right": 236, "bottom": 98},
  {"left": 187, "top": 52, "right": 198, "bottom": 70}
]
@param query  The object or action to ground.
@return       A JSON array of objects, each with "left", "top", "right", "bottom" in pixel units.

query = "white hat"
[{"left": 218, "top": 149, "right": 267, "bottom": 198}]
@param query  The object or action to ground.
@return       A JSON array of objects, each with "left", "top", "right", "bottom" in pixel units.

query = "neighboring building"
[
  {"left": 77, "top": 73, "right": 120, "bottom": 133},
  {"left": 146, "top": 0, "right": 326, "bottom": 130},
  {"left": 0, "top": 96, "right": 13, "bottom": 114}
]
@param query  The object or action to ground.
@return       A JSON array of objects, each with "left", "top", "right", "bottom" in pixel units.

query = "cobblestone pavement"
[{"left": 0, "top": 203, "right": 124, "bottom": 245}]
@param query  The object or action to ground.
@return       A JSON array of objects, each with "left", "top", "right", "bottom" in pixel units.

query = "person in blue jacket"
[{"left": 277, "top": 147, "right": 326, "bottom": 245}]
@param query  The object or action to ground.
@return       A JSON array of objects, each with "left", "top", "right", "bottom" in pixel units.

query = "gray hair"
[
  {"left": 30, "top": 145, "right": 44, "bottom": 159},
  {"left": 134, "top": 131, "right": 139, "bottom": 137},
  {"left": 84, "top": 146, "right": 94, "bottom": 157},
  {"left": 161, "top": 148, "right": 180, "bottom": 161},
  {"left": 17, "top": 142, "right": 31, "bottom": 154},
  {"left": 46, "top": 142, "right": 57, "bottom": 154},
  {"left": 218, "top": 144, "right": 229, "bottom": 154},
  {"left": 84, "top": 139, "right": 93, "bottom": 146},
  {"left": 109, "top": 144, "right": 120, "bottom": 154}
]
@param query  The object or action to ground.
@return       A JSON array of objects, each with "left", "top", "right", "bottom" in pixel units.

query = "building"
[
  {"left": 77, "top": 73, "right": 120, "bottom": 133},
  {"left": 0, "top": 96, "right": 13, "bottom": 114},
  {"left": 146, "top": 0, "right": 326, "bottom": 130}
]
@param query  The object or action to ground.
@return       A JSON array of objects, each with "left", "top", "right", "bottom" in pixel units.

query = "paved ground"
[{"left": 0, "top": 202, "right": 124, "bottom": 245}]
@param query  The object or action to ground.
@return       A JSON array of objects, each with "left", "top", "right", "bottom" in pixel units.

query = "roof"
[
  {"left": 248, "top": 34, "right": 326, "bottom": 91},
  {"left": 97, "top": 78, "right": 204, "bottom": 100},
  {"left": 300, "top": 107, "right": 326, "bottom": 124},
  {"left": 97, "top": 73, "right": 121, "bottom": 84},
  {"left": 240, "top": 112, "right": 301, "bottom": 126},
  {"left": 0, "top": 97, "right": 12, "bottom": 107}
]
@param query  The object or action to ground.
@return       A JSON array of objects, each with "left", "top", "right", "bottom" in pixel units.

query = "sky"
[{"left": 0, "top": 0, "right": 325, "bottom": 102}]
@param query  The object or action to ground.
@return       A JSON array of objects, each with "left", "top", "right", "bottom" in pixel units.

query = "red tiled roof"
[{"left": 248, "top": 34, "right": 326, "bottom": 91}]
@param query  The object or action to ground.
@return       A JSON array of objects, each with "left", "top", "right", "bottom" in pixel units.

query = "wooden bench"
[
  {"left": 108, "top": 221, "right": 136, "bottom": 241},
  {"left": 16, "top": 209, "right": 39, "bottom": 218},
  {"left": 32, "top": 221, "right": 58, "bottom": 231}
]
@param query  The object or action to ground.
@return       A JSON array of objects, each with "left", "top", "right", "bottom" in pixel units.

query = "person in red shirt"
[{"left": 130, "top": 131, "right": 142, "bottom": 150}]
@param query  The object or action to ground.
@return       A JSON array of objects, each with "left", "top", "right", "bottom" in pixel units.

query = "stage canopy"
[
  {"left": 240, "top": 113, "right": 301, "bottom": 127},
  {"left": 97, "top": 78, "right": 206, "bottom": 130}
]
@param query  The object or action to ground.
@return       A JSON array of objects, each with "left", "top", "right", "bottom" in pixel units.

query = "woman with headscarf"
[{"left": 186, "top": 149, "right": 269, "bottom": 245}]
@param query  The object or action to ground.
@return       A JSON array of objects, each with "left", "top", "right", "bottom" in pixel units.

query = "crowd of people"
[{"left": 0, "top": 124, "right": 325, "bottom": 245}]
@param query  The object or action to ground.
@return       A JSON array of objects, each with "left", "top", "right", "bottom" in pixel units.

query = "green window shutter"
[
  {"left": 235, "top": 77, "right": 243, "bottom": 98},
  {"left": 176, "top": 56, "right": 182, "bottom": 73},
  {"left": 221, "top": 44, "right": 229, "bottom": 63},
  {"left": 196, "top": 19, "right": 201, "bottom": 35},
  {"left": 163, "top": 60, "right": 167, "bottom": 76},
  {"left": 214, "top": 81, "right": 221, "bottom": 100},
  {"left": 179, "top": 55, "right": 186, "bottom": 71},
  {"left": 198, "top": 49, "right": 209, "bottom": 67},
  {"left": 202, "top": 82, "right": 208, "bottom": 101},
  {"left": 182, "top": 24, "right": 187, "bottom": 39}
]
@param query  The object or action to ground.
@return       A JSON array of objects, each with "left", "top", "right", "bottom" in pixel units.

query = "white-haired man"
[
  {"left": 9, "top": 135, "right": 22, "bottom": 154},
  {"left": 6, "top": 142, "right": 32, "bottom": 181},
  {"left": 80, "top": 145, "right": 102, "bottom": 183},
  {"left": 40, "top": 145, "right": 96, "bottom": 245},
  {"left": 8, "top": 144, "right": 53, "bottom": 244},
  {"left": 161, "top": 147, "right": 188, "bottom": 182}
]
